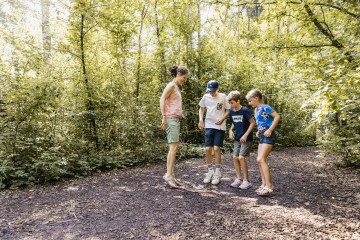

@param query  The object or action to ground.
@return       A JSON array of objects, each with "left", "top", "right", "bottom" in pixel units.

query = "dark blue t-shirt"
[{"left": 229, "top": 106, "right": 253, "bottom": 142}]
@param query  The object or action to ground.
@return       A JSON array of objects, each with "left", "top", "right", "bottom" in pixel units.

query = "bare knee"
[
  {"left": 239, "top": 156, "right": 245, "bottom": 162},
  {"left": 213, "top": 146, "right": 221, "bottom": 153},
  {"left": 233, "top": 156, "right": 239, "bottom": 162},
  {"left": 205, "top": 147, "right": 213, "bottom": 154},
  {"left": 169, "top": 143, "right": 179, "bottom": 153}
]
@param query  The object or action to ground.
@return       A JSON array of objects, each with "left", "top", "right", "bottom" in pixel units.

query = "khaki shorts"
[
  {"left": 233, "top": 141, "right": 253, "bottom": 157},
  {"left": 166, "top": 118, "right": 180, "bottom": 143}
]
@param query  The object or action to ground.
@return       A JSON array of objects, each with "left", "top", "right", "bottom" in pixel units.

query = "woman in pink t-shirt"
[{"left": 160, "top": 65, "right": 189, "bottom": 188}]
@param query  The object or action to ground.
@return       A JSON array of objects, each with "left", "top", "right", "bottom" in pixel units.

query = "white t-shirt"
[{"left": 199, "top": 93, "right": 230, "bottom": 130}]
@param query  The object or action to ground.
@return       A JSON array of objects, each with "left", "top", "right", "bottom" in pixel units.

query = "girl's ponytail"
[
  {"left": 263, "top": 94, "right": 268, "bottom": 104},
  {"left": 169, "top": 66, "right": 178, "bottom": 78}
]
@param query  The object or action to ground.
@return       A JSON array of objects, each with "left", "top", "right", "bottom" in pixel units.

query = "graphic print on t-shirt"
[
  {"left": 261, "top": 112, "right": 268, "bottom": 121},
  {"left": 217, "top": 103, "right": 223, "bottom": 110},
  {"left": 232, "top": 115, "right": 243, "bottom": 123}
]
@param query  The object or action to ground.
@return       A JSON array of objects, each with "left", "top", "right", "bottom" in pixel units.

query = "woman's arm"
[{"left": 160, "top": 83, "right": 175, "bottom": 129}]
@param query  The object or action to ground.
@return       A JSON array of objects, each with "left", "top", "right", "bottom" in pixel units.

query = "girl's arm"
[{"left": 264, "top": 112, "right": 280, "bottom": 137}]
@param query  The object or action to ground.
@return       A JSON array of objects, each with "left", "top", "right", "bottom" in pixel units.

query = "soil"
[{"left": 0, "top": 147, "right": 359, "bottom": 240}]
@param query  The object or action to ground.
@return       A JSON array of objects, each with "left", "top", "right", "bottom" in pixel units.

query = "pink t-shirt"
[{"left": 165, "top": 82, "right": 183, "bottom": 118}]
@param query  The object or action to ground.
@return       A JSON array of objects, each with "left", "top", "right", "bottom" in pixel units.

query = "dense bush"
[{"left": 0, "top": 0, "right": 358, "bottom": 189}]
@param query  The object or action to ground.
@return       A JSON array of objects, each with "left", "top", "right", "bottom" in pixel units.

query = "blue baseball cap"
[{"left": 206, "top": 80, "right": 219, "bottom": 92}]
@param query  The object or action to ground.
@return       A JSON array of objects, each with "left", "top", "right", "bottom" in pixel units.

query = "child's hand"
[
  {"left": 240, "top": 135, "right": 247, "bottom": 143},
  {"left": 229, "top": 131, "right": 234, "bottom": 140},
  {"left": 161, "top": 118, "right": 167, "bottom": 130},
  {"left": 198, "top": 120, "right": 204, "bottom": 131},
  {"left": 264, "top": 129, "right": 272, "bottom": 137},
  {"left": 215, "top": 119, "right": 223, "bottom": 125},
  {"left": 256, "top": 131, "right": 260, "bottom": 138}
]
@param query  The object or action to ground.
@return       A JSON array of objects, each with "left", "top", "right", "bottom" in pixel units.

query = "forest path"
[{"left": 0, "top": 147, "right": 359, "bottom": 239}]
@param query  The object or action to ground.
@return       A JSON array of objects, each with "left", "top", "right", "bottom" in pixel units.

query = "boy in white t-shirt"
[{"left": 198, "top": 80, "right": 230, "bottom": 185}]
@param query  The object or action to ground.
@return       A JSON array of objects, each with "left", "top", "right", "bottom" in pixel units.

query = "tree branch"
[
  {"left": 320, "top": 6, "right": 334, "bottom": 39},
  {"left": 303, "top": 4, "right": 353, "bottom": 62},
  {"left": 304, "top": 4, "right": 343, "bottom": 49},
  {"left": 288, "top": 1, "right": 360, "bottom": 19},
  {"left": 312, "top": 2, "right": 360, "bottom": 19},
  {"left": 259, "top": 44, "right": 334, "bottom": 49},
  {"left": 209, "top": 1, "right": 277, "bottom": 6}
]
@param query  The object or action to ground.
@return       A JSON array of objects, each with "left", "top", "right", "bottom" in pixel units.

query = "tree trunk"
[
  {"left": 80, "top": 8, "right": 99, "bottom": 148},
  {"left": 135, "top": 4, "right": 148, "bottom": 105},
  {"left": 41, "top": 0, "right": 51, "bottom": 63},
  {"left": 246, "top": 8, "right": 250, "bottom": 49},
  {"left": 154, "top": 0, "right": 167, "bottom": 83},
  {"left": 197, "top": 0, "right": 201, "bottom": 80}
]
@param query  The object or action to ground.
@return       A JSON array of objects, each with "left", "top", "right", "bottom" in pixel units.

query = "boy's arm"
[
  {"left": 229, "top": 123, "right": 235, "bottom": 140},
  {"left": 264, "top": 112, "right": 280, "bottom": 137},
  {"left": 240, "top": 117, "right": 256, "bottom": 143},
  {"left": 215, "top": 109, "right": 230, "bottom": 125},
  {"left": 198, "top": 107, "right": 205, "bottom": 130}
]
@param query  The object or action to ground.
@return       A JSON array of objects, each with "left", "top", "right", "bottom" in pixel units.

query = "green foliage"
[
  {"left": 0, "top": 0, "right": 359, "bottom": 189},
  {"left": 305, "top": 50, "right": 360, "bottom": 166}
]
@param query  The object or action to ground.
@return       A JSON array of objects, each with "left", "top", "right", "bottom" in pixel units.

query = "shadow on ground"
[{"left": 0, "top": 147, "right": 359, "bottom": 239}]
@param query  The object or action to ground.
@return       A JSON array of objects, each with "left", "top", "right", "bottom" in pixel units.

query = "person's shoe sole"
[{"left": 239, "top": 184, "right": 252, "bottom": 190}]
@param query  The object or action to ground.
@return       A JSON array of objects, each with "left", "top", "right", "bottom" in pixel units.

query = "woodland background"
[{"left": 0, "top": 0, "right": 359, "bottom": 189}]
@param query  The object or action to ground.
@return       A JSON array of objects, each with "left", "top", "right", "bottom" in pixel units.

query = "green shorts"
[
  {"left": 166, "top": 118, "right": 180, "bottom": 143},
  {"left": 233, "top": 141, "right": 253, "bottom": 157}
]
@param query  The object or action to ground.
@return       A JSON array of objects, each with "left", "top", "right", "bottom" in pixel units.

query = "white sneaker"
[
  {"left": 203, "top": 169, "right": 214, "bottom": 183},
  {"left": 230, "top": 179, "right": 242, "bottom": 188},
  {"left": 239, "top": 180, "right": 252, "bottom": 190},
  {"left": 211, "top": 172, "right": 221, "bottom": 185}
]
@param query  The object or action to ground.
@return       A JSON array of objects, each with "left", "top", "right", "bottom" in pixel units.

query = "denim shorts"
[
  {"left": 205, "top": 128, "right": 225, "bottom": 147},
  {"left": 166, "top": 118, "right": 180, "bottom": 143},
  {"left": 233, "top": 141, "right": 253, "bottom": 157},
  {"left": 258, "top": 128, "right": 277, "bottom": 145}
]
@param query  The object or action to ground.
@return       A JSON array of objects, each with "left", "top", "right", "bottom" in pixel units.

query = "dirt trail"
[{"left": 0, "top": 147, "right": 359, "bottom": 239}]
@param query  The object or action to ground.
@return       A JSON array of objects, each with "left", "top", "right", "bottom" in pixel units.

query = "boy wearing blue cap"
[{"left": 198, "top": 80, "right": 230, "bottom": 185}]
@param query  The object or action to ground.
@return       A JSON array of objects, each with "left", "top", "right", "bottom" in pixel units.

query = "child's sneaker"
[
  {"left": 203, "top": 169, "right": 214, "bottom": 184},
  {"left": 211, "top": 172, "right": 221, "bottom": 185},
  {"left": 255, "top": 185, "right": 265, "bottom": 193},
  {"left": 239, "top": 180, "right": 252, "bottom": 190},
  {"left": 257, "top": 186, "right": 274, "bottom": 196},
  {"left": 230, "top": 178, "right": 242, "bottom": 188}
]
